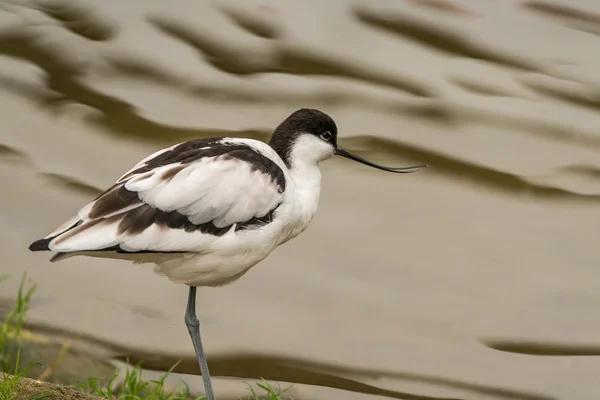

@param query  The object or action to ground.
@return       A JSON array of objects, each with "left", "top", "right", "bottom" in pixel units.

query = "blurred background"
[{"left": 1, "top": 0, "right": 600, "bottom": 399}]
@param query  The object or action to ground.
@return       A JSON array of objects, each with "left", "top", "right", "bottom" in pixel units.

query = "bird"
[{"left": 28, "top": 108, "right": 426, "bottom": 400}]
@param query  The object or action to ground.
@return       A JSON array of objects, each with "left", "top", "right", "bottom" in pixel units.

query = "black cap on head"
[
  {"left": 269, "top": 108, "right": 338, "bottom": 166},
  {"left": 269, "top": 108, "right": 427, "bottom": 174}
]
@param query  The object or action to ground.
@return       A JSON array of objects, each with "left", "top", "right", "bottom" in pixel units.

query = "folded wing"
[{"left": 29, "top": 138, "right": 287, "bottom": 255}]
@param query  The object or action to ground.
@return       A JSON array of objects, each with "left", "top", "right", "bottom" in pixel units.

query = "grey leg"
[{"left": 185, "top": 286, "right": 215, "bottom": 400}]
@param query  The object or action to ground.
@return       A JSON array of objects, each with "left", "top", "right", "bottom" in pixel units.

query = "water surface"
[{"left": 1, "top": 0, "right": 600, "bottom": 399}]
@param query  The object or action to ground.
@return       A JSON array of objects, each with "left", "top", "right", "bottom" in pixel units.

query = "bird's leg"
[{"left": 185, "top": 286, "right": 215, "bottom": 400}]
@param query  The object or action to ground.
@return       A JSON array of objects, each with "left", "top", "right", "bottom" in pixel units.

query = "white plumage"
[
  {"left": 29, "top": 108, "right": 425, "bottom": 400},
  {"left": 30, "top": 110, "right": 425, "bottom": 288},
  {"left": 35, "top": 137, "right": 324, "bottom": 286}
]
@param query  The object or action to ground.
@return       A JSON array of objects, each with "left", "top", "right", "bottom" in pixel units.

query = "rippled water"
[{"left": 1, "top": 0, "right": 600, "bottom": 399}]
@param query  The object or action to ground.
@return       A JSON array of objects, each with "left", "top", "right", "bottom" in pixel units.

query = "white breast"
[
  {"left": 271, "top": 134, "right": 333, "bottom": 245},
  {"left": 164, "top": 136, "right": 328, "bottom": 286},
  {"left": 222, "top": 136, "right": 328, "bottom": 237}
]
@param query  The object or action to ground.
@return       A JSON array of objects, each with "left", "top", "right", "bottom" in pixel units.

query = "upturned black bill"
[{"left": 335, "top": 147, "right": 426, "bottom": 173}]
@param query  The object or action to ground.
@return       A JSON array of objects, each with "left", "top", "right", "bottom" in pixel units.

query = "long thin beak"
[{"left": 335, "top": 147, "right": 427, "bottom": 173}]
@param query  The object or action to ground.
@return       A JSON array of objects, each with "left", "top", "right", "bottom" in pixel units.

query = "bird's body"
[
  {"left": 31, "top": 136, "right": 323, "bottom": 287},
  {"left": 29, "top": 108, "right": 425, "bottom": 400}
]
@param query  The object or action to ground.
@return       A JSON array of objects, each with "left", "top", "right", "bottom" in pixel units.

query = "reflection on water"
[
  {"left": 1, "top": 33, "right": 598, "bottom": 201},
  {"left": 2, "top": 0, "right": 600, "bottom": 399},
  {"left": 22, "top": 322, "right": 557, "bottom": 400},
  {"left": 483, "top": 338, "right": 600, "bottom": 357}
]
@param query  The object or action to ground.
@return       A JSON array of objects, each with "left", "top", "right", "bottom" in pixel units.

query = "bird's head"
[{"left": 269, "top": 108, "right": 427, "bottom": 173}]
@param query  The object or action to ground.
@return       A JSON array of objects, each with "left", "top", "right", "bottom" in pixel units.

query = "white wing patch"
[
  {"left": 38, "top": 139, "right": 287, "bottom": 255},
  {"left": 129, "top": 157, "right": 283, "bottom": 227}
]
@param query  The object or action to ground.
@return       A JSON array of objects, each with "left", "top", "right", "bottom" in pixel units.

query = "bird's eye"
[{"left": 320, "top": 131, "right": 332, "bottom": 141}]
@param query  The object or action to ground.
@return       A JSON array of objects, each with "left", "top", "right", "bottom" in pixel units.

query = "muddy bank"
[{"left": 1, "top": 374, "right": 109, "bottom": 400}]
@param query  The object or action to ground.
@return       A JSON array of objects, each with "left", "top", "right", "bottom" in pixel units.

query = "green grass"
[
  {"left": 77, "top": 361, "right": 293, "bottom": 400},
  {"left": 0, "top": 273, "right": 36, "bottom": 372},
  {"left": 242, "top": 379, "right": 292, "bottom": 400},
  {"left": 0, "top": 273, "right": 53, "bottom": 399},
  {"left": 77, "top": 360, "right": 204, "bottom": 400},
  {"left": 0, "top": 348, "right": 52, "bottom": 400},
  {"left": 0, "top": 274, "right": 293, "bottom": 400}
]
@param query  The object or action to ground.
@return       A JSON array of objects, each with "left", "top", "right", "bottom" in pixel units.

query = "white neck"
[
  {"left": 290, "top": 160, "right": 322, "bottom": 215},
  {"left": 286, "top": 135, "right": 334, "bottom": 219}
]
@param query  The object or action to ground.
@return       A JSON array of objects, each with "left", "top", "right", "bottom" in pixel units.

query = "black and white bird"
[{"left": 29, "top": 108, "right": 425, "bottom": 400}]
